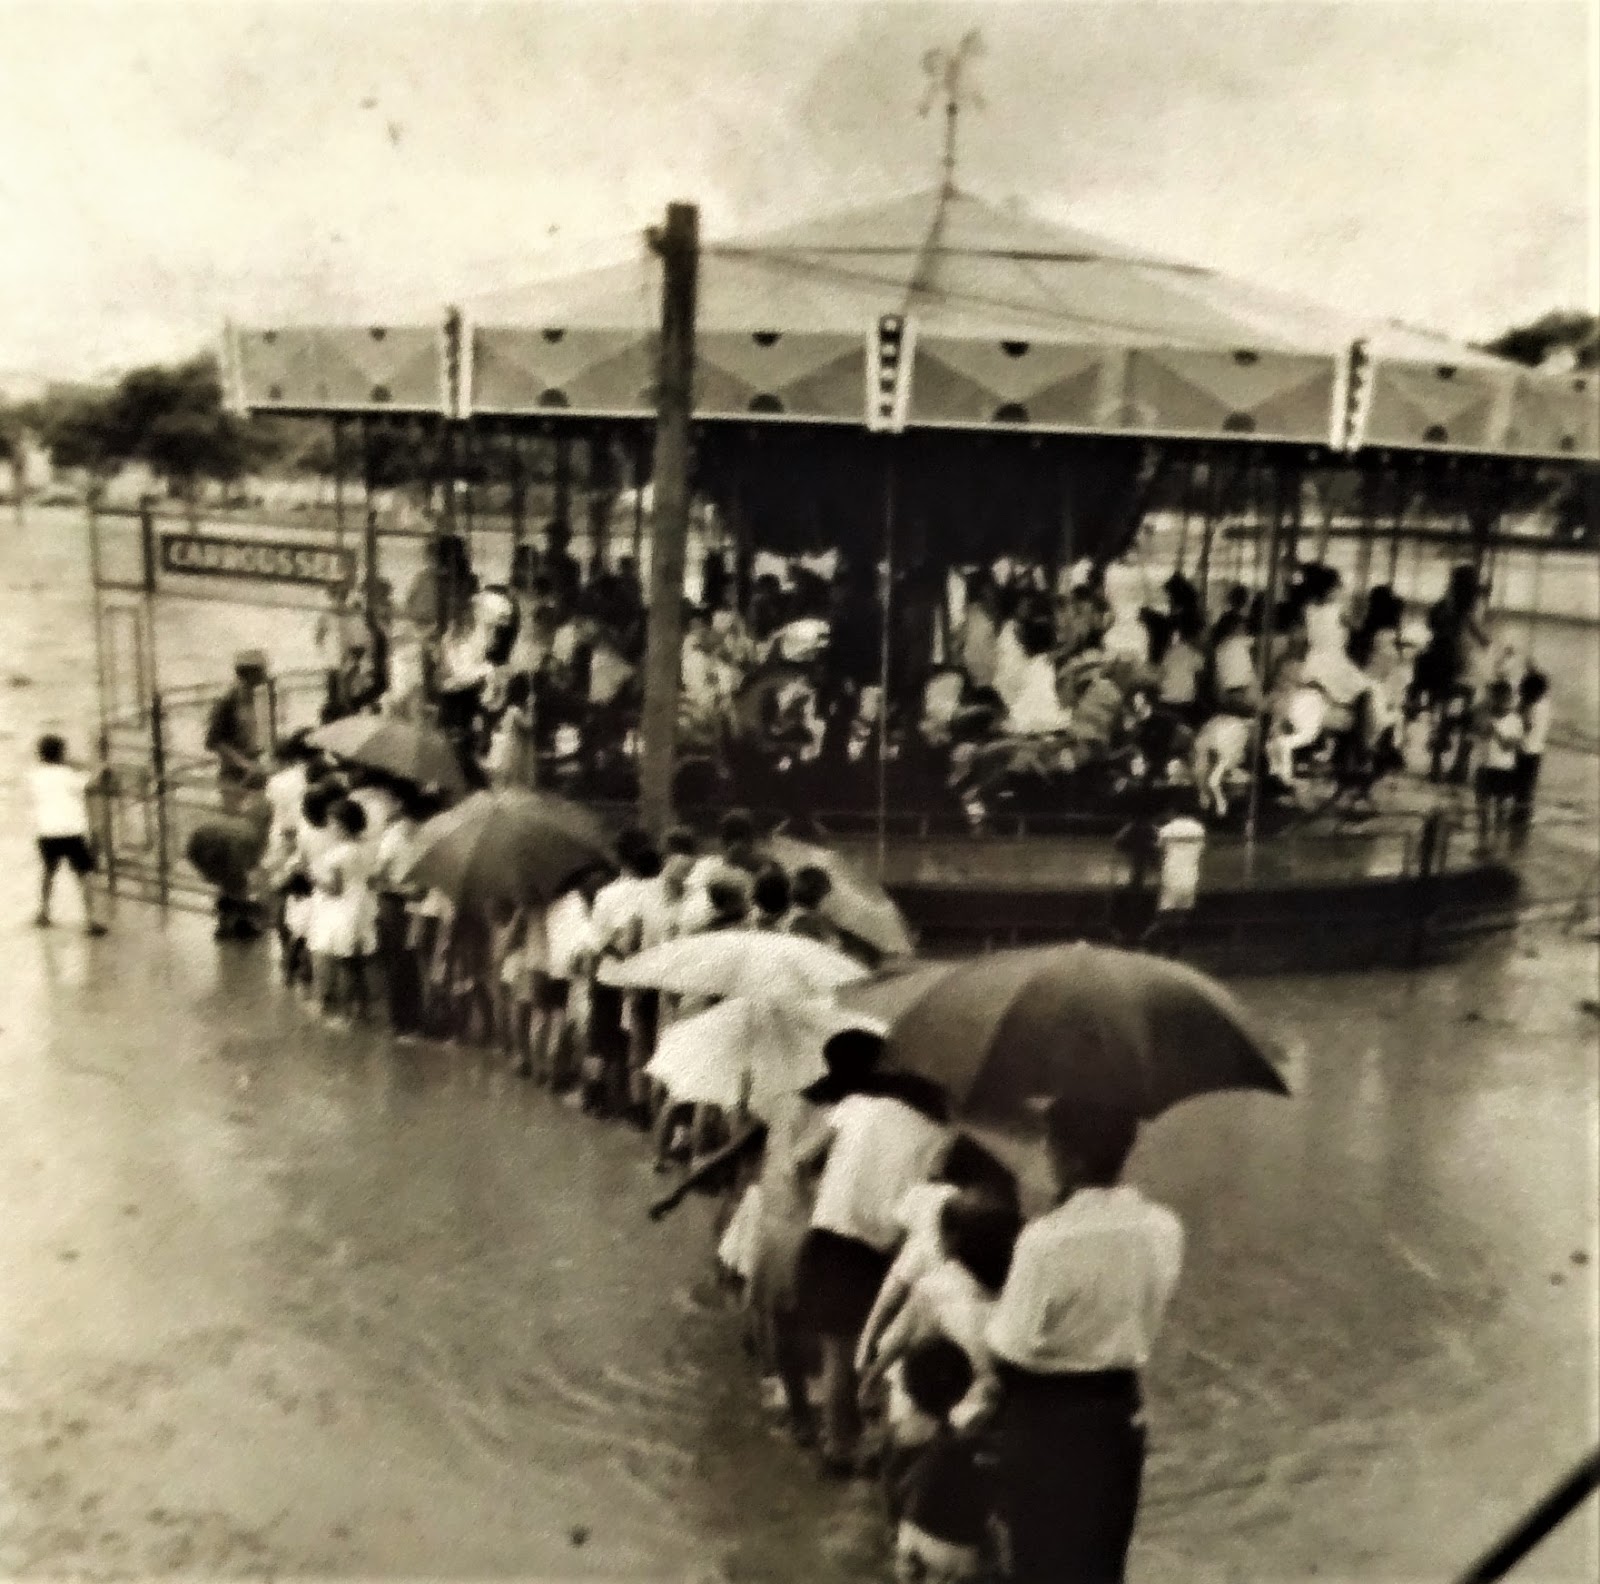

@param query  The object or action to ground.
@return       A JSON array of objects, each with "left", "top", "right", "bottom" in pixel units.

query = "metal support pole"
[
  {"left": 150, "top": 690, "right": 170, "bottom": 912},
  {"left": 332, "top": 417, "right": 347, "bottom": 548},
  {"left": 876, "top": 443, "right": 897, "bottom": 881},
  {"left": 1197, "top": 453, "right": 1220, "bottom": 610},
  {"left": 1387, "top": 464, "right": 1406, "bottom": 583},
  {"left": 1244, "top": 465, "right": 1287, "bottom": 850},
  {"left": 637, "top": 203, "right": 699, "bottom": 834}
]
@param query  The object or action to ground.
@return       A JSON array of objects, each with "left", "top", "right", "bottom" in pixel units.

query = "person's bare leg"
[
  {"left": 76, "top": 870, "right": 106, "bottom": 934},
  {"left": 36, "top": 860, "right": 54, "bottom": 926}
]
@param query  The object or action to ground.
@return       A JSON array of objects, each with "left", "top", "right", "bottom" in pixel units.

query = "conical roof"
[{"left": 230, "top": 187, "right": 1596, "bottom": 460}]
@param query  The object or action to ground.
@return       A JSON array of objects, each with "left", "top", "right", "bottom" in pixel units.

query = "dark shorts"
[
  {"left": 39, "top": 835, "right": 95, "bottom": 876},
  {"left": 1476, "top": 765, "right": 1515, "bottom": 800},
  {"left": 536, "top": 975, "right": 570, "bottom": 1012},
  {"left": 795, "top": 1227, "right": 892, "bottom": 1340}
]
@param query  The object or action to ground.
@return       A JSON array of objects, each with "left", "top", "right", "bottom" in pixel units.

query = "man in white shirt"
[
  {"left": 793, "top": 1081, "right": 949, "bottom": 1473},
  {"left": 30, "top": 734, "right": 108, "bottom": 935},
  {"left": 985, "top": 1099, "right": 1183, "bottom": 1584}
]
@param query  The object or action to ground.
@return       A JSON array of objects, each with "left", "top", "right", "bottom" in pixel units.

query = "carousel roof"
[{"left": 228, "top": 188, "right": 1597, "bottom": 461}]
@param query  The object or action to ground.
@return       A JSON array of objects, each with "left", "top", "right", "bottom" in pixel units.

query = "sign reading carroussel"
[{"left": 159, "top": 532, "right": 356, "bottom": 589}]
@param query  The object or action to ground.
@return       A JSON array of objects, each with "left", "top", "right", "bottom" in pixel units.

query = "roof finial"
[{"left": 920, "top": 29, "right": 985, "bottom": 198}]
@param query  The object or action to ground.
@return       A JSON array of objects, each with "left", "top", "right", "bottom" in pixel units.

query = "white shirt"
[
  {"left": 1215, "top": 634, "right": 1257, "bottom": 694},
  {"left": 883, "top": 1181, "right": 960, "bottom": 1294},
  {"left": 884, "top": 1259, "right": 1000, "bottom": 1429},
  {"left": 373, "top": 817, "right": 421, "bottom": 891},
  {"left": 590, "top": 874, "right": 647, "bottom": 959},
  {"left": 1482, "top": 710, "right": 1523, "bottom": 772},
  {"left": 1157, "top": 816, "right": 1207, "bottom": 908},
  {"left": 350, "top": 785, "right": 401, "bottom": 840},
  {"left": 30, "top": 763, "right": 93, "bottom": 838},
  {"left": 634, "top": 876, "right": 682, "bottom": 951},
  {"left": 809, "top": 1095, "right": 948, "bottom": 1252},
  {"left": 1006, "top": 654, "right": 1073, "bottom": 736},
  {"left": 992, "top": 622, "right": 1029, "bottom": 708},
  {"left": 985, "top": 1185, "right": 1184, "bottom": 1374},
  {"left": 545, "top": 889, "right": 595, "bottom": 979}
]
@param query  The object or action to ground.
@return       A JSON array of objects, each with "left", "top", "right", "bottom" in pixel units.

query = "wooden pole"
[{"left": 638, "top": 202, "right": 699, "bottom": 834}]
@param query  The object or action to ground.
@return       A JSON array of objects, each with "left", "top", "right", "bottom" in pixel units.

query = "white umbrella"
[
  {"left": 598, "top": 931, "right": 869, "bottom": 1002},
  {"left": 647, "top": 996, "right": 885, "bottom": 1121}
]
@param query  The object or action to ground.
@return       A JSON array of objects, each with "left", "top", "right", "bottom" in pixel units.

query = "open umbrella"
[
  {"left": 839, "top": 942, "right": 1289, "bottom": 1122},
  {"left": 762, "top": 833, "right": 915, "bottom": 959},
  {"left": 647, "top": 996, "right": 881, "bottom": 1120},
  {"left": 599, "top": 931, "right": 869, "bottom": 1002},
  {"left": 404, "top": 788, "right": 612, "bottom": 907},
  {"left": 309, "top": 714, "right": 467, "bottom": 796}
]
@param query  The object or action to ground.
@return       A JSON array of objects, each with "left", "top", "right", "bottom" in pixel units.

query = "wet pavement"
[{"left": 3, "top": 513, "right": 1598, "bottom": 1580}]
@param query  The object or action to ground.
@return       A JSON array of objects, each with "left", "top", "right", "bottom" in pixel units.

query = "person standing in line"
[
  {"left": 1510, "top": 669, "right": 1551, "bottom": 835},
  {"left": 791, "top": 1074, "right": 951, "bottom": 1477},
  {"left": 984, "top": 1100, "right": 1184, "bottom": 1584},
  {"left": 206, "top": 650, "right": 271, "bottom": 813},
  {"left": 371, "top": 786, "right": 431, "bottom": 1042},
  {"left": 1474, "top": 677, "right": 1524, "bottom": 856},
  {"left": 30, "top": 734, "right": 108, "bottom": 936}
]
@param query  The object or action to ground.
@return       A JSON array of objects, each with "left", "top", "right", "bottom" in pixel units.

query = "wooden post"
[{"left": 637, "top": 203, "right": 699, "bottom": 834}]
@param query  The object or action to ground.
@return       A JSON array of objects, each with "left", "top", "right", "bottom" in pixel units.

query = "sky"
[{"left": 0, "top": 0, "right": 1594, "bottom": 381}]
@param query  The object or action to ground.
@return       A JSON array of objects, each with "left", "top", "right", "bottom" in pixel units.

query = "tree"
[
  {"left": 31, "top": 356, "right": 285, "bottom": 497},
  {"left": 1482, "top": 310, "right": 1598, "bottom": 371}
]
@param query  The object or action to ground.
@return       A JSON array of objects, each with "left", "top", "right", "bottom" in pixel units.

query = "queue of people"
[{"left": 182, "top": 734, "right": 1185, "bottom": 1581}]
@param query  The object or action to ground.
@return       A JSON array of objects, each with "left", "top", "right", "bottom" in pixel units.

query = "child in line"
[
  {"left": 1510, "top": 669, "right": 1551, "bottom": 832},
  {"left": 29, "top": 734, "right": 108, "bottom": 936},
  {"left": 886, "top": 1338, "right": 993, "bottom": 1584},
  {"left": 783, "top": 865, "right": 840, "bottom": 947},
  {"left": 312, "top": 798, "right": 377, "bottom": 1026},
  {"left": 1475, "top": 677, "right": 1523, "bottom": 854},
  {"left": 859, "top": 1191, "right": 1020, "bottom": 1444}
]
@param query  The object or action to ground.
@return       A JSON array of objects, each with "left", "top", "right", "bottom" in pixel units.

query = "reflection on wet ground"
[
  {"left": 2, "top": 901, "right": 1595, "bottom": 1580},
  {"left": 2, "top": 515, "right": 1597, "bottom": 1579}
]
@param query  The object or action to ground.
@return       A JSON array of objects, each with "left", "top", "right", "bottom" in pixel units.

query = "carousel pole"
[
  {"left": 638, "top": 202, "right": 699, "bottom": 835},
  {"left": 1244, "top": 458, "right": 1287, "bottom": 852},
  {"left": 876, "top": 441, "right": 897, "bottom": 882},
  {"left": 509, "top": 423, "right": 528, "bottom": 557},
  {"left": 1197, "top": 450, "right": 1221, "bottom": 610},
  {"left": 1174, "top": 450, "right": 1194, "bottom": 576},
  {"left": 1386, "top": 459, "right": 1407, "bottom": 584},
  {"left": 631, "top": 430, "right": 646, "bottom": 565},
  {"left": 332, "top": 416, "right": 347, "bottom": 549}
]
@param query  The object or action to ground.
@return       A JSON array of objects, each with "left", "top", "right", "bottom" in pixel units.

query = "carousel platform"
[{"left": 813, "top": 765, "right": 1598, "bottom": 972}]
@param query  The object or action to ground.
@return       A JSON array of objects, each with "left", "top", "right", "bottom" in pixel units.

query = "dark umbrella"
[
  {"left": 309, "top": 714, "right": 467, "bottom": 797},
  {"left": 403, "top": 788, "right": 612, "bottom": 907},
  {"left": 839, "top": 942, "right": 1289, "bottom": 1122}
]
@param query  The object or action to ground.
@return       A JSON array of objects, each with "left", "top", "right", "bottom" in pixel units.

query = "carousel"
[{"left": 215, "top": 168, "right": 1599, "bottom": 967}]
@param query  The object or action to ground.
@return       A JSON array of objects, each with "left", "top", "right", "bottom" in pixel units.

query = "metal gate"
[{"left": 88, "top": 498, "right": 357, "bottom": 914}]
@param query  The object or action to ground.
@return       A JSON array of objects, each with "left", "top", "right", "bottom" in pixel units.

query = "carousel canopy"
[{"left": 227, "top": 188, "right": 1597, "bottom": 462}]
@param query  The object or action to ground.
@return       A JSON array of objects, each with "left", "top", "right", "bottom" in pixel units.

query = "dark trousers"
[
  {"left": 586, "top": 983, "right": 627, "bottom": 1113},
  {"left": 991, "top": 1365, "right": 1146, "bottom": 1584},
  {"left": 376, "top": 894, "right": 422, "bottom": 1035},
  {"left": 1509, "top": 751, "right": 1543, "bottom": 828}
]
